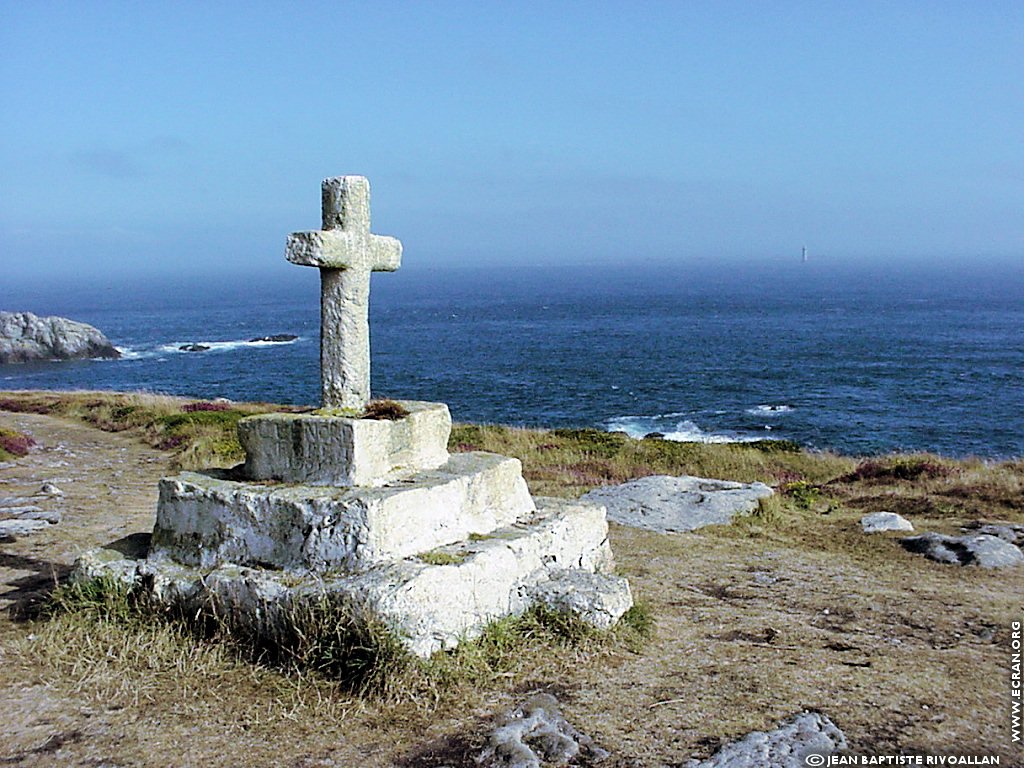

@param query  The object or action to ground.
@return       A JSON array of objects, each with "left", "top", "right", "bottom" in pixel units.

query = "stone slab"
[
  {"left": 0, "top": 518, "right": 48, "bottom": 540},
  {"left": 860, "top": 511, "right": 913, "bottom": 533},
  {"left": 152, "top": 451, "right": 535, "bottom": 573},
  {"left": 901, "top": 532, "right": 1024, "bottom": 568},
  {"left": 581, "top": 474, "right": 773, "bottom": 533},
  {"left": 238, "top": 401, "right": 451, "bottom": 486},
  {"left": 73, "top": 497, "right": 631, "bottom": 658},
  {"left": 684, "top": 712, "right": 847, "bottom": 768}
]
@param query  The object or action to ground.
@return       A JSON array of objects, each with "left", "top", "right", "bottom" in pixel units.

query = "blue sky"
[{"left": 2, "top": 1, "right": 1021, "bottom": 284}]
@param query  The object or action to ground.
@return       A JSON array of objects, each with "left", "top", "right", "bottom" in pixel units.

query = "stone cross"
[{"left": 286, "top": 176, "right": 402, "bottom": 410}]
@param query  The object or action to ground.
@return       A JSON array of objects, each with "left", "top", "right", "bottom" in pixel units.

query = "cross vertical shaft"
[
  {"left": 286, "top": 176, "right": 402, "bottom": 410},
  {"left": 320, "top": 266, "right": 370, "bottom": 410}
]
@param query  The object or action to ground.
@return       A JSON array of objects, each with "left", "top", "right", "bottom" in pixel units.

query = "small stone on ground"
[
  {"left": 684, "top": 712, "right": 847, "bottom": 768},
  {"left": 581, "top": 475, "right": 773, "bottom": 533},
  {"left": 478, "top": 693, "right": 609, "bottom": 768},
  {"left": 860, "top": 511, "right": 913, "bottom": 533}
]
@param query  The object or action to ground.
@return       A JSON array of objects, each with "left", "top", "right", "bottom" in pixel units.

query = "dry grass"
[
  {"left": 2, "top": 392, "right": 1023, "bottom": 764},
  {"left": 0, "top": 389, "right": 301, "bottom": 469},
  {"left": 451, "top": 424, "right": 855, "bottom": 498}
]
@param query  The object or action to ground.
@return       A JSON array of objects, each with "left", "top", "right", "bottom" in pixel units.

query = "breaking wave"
[
  {"left": 605, "top": 414, "right": 763, "bottom": 444},
  {"left": 746, "top": 404, "right": 794, "bottom": 416}
]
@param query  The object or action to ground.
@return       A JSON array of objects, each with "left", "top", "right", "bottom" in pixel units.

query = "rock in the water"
[
  {"left": 178, "top": 343, "right": 210, "bottom": 352},
  {"left": 478, "top": 693, "right": 609, "bottom": 768},
  {"left": 581, "top": 475, "right": 773, "bottom": 533},
  {"left": 0, "top": 311, "right": 120, "bottom": 363},
  {"left": 860, "top": 511, "right": 914, "bottom": 533},
  {"left": 684, "top": 712, "right": 847, "bottom": 768},
  {"left": 248, "top": 334, "right": 298, "bottom": 343},
  {"left": 901, "top": 532, "right": 1024, "bottom": 568}
]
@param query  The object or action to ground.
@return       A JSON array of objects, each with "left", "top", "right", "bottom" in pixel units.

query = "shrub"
[
  {"left": 182, "top": 401, "right": 231, "bottom": 412},
  {"left": 783, "top": 480, "right": 820, "bottom": 510},
  {"left": 0, "top": 428, "right": 35, "bottom": 458},
  {"left": 842, "top": 457, "right": 952, "bottom": 483}
]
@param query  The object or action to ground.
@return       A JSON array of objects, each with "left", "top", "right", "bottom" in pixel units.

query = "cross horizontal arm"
[{"left": 286, "top": 231, "right": 402, "bottom": 272}]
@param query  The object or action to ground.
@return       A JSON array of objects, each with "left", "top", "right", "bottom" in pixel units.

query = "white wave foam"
[
  {"left": 606, "top": 415, "right": 761, "bottom": 444},
  {"left": 158, "top": 337, "right": 301, "bottom": 355},
  {"left": 747, "top": 404, "right": 793, "bottom": 416},
  {"left": 115, "top": 346, "right": 148, "bottom": 360}
]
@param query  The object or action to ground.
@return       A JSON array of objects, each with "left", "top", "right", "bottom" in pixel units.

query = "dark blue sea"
[{"left": 3, "top": 261, "right": 1022, "bottom": 458}]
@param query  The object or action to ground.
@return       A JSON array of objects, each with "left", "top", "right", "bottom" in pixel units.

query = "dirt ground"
[{"left": 1, "top": 411, "right": 1022, "bottom": 767}]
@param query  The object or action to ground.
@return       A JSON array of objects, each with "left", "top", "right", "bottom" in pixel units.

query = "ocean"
[{"left": 2, "top": 261, "right": 1022, "bottom": 459}]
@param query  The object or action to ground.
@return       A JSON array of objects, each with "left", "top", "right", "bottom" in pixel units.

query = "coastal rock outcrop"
[{"left": 0, "top": 311, "right": 120, "bottom": 363}]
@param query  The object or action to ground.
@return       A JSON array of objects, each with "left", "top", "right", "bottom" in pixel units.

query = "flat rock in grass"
[
  {"left": 860, "top": 511, "right": 914, "bottom": 533},
  {"left": 14, "top": 508, "right": 61, "bottom": 524},
  {"left": 0, "top": 518, "right": 49, "bottom": 541},
  {"left": 901, "top": 533, "right": 1024, "bottom": 569},
  {"left": 0, "top": 505, "right": 43, "bottom": 516},
  {"left": 478, "top": 693, "right": 609, "bottom": 768},
  {"left": 684, "top": 712, "right": 847, "bottom": 768},
  {"left": 962, "top": 521, "right": 1024, "bottom": 547},
  {"left": 581, "top": 475, "right": 773, "bottom": 533}
]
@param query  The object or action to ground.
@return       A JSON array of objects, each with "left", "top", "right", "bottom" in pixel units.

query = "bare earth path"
[
  {"left": 1, "top": 412, "right": 1022, "bottom": 766},
  {"left": 0, "top": 412, "right": 168, "bottom": 766}
]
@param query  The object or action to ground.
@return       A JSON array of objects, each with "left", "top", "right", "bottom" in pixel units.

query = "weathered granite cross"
[{"left": 286, "top": 176, "right": 402, "bottom": 410}]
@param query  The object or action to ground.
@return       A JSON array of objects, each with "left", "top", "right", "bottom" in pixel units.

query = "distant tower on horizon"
[{"left": 801, "top": 245, "right": 808, "bottom": 264}]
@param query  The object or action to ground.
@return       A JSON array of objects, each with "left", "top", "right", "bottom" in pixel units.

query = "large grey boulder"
[
  {"left": 581, "top": 475, "right": 773, "bottom": 533},
  {"left": 901, "top": 532, "right": 1024, "bottom": 568},
  {"left": 0, "top": 311, "right": 120, "bottom": 363},
  {"left": 684, "top": 712, "right": 847, "bottom": 768}
]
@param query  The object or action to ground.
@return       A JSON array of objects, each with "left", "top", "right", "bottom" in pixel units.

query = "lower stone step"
[
  {"left": 73, "top": 498, "right": 633, "bottom": 658},
  {"left": 152, "top": 451, "right": 535, "bottom": 573}
]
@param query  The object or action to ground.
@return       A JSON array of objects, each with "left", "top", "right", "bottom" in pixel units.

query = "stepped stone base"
[
  {"left": 238, "top": 401, "right": 451, "bottom": 486},
  {"left": 152, "top": 452, "right": 535, "bottom": 573},
  {"left": 73, "top": 498, "right": 633, "bottom": 658}
]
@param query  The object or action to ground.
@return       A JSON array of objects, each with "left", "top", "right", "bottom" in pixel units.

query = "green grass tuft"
[{"left": 417, "top": 549, "right": 467, "bottom": 566}]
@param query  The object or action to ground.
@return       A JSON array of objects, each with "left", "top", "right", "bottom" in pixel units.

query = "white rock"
[
  {"left": 860, "top": 511, "right": 913, "bottom": 533},
  {"left": 526, "top": 569, "right": 633, "bottom": 630},
  {"left": 75, "top": 497, "right": 630, "bottom": 659},
  {"left": 152, "top": 451, "right": 535, "bottom": 573}
]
